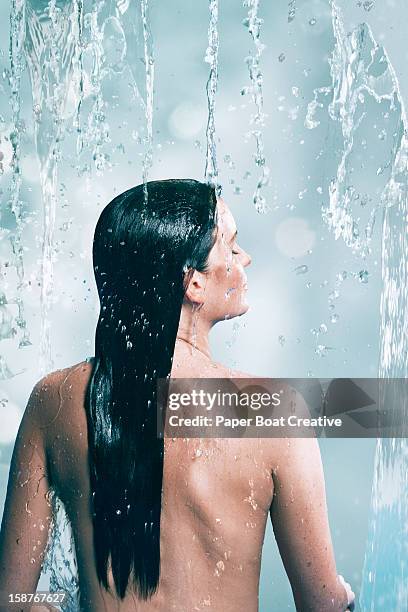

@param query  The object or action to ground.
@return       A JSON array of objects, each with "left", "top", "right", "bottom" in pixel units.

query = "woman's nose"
[{"left": 242, "top": 249, "right": 252, "bottom": 267}]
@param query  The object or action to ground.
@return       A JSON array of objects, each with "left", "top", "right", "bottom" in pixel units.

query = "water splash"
[
  {"left": 77, "top": 0, "right": 150, "bottom": 175},
  {"left": 288, "top": 0, "right": 297, "bottom": 23},
  {"left": 139, "top": 0, "right": 154, "bottom": 203},
  {"left": 72, "top": 0, "right": 84, "bottom": 157},
  {"left": 242, "top": 0, "right": 270, "bottom": 213},
  {"left": 204, "top": 0, "right": 220, "bottom": 191},
  {"left": 6, "top": 0, "right": 151, "bottom": 376},
  {"left": 360, "top": 100, "right": 408, "bottom": 610},
  {"left": 6, "top": 0, "right": 33, "bottom": 362},
  {"left": 84, "top": 0, "right": 111, "bottom": 174},
  {"left": 307, "top": 2, "right": 408, "bottom": 609},
  {"left": 306, "top": 1, "right": 402, "bottom": 257},
  {"left": 23, "top": 0, "right": 84, "bottom": 375},
  {"left": 42, "top": 490, "right": 80, "bottom": 612}
]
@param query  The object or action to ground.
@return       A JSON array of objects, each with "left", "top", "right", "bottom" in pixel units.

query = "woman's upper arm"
[
  {"left": 0, "top": 376, "right": 55, "bottom": 606},
  {"left": 270, "top": 434, "right": 348, "bottom": 611}
]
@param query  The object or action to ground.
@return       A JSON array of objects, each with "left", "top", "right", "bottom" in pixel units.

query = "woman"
[{"left": 0, "top": 179, "right": 355, "bottom": 611}]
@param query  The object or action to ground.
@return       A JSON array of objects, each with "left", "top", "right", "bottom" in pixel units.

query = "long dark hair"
[{"left": 84, "top": 179, "right": 218, "bottom": 600}]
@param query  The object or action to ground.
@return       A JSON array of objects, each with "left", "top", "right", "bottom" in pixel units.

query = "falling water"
[
  {"left": 204, "top": 0, "right": 219, "bottom": 190},
  {"left": 140, "top": 0, "right": 154, "bottom": 193},
  {"left": 306, "top": 2, "right": 408, "bottom": 609},
  {"left": 79, "top": 0, "right": 153, "bottom": 175},
  {"left": 4, "top": 0, "right": 406, "bottom": 607},
  {"left": 7, "top": 0, "right": 33, "bottom": 362},
  {"left": 41, "top": 491, "right": 80, "bottom": 611},
  {"left": 19, "top": 1, "right": 85, "bottom": 600},
  {"left": 23, "top": 0, "right": 84, "bottom": 376},
  {"left": 288, "top": 1, "right": 296, "bottom": 24},
  {"left": 72, "top": 0, "right": 84, "bottom": 157},
  {"left": 360, "top": 63, "right": 408, "bottom": 611},
  {"left": 306, "top": 1, "right": 402, "bottom": 257},
  {"left": 84, "top": 0, "right": 111, "bottom": 174},
  {"left": 242, "top": 0, "right": 270, "bottom": 213},
  {"left": 6, "top": 0, "right": 154, "bottom": 605},
  {"left": 6, "top": 0, "right": 154, "bottom": 376}
]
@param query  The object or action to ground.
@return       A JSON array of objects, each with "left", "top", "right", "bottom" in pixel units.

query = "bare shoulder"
[
  {"left": 30, "top": 359, "right": 93, "bottom": 430},
  {"left": 226, "top": 367, "right": 260, "bottom": 378},
  {"left": 258, "top": 385, "right": 316, "bottom": 473},
  {"left": 209, "top": 362, "right": 262, "bottom": 379}
]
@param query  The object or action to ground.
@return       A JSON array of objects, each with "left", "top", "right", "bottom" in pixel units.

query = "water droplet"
[
  {"left": 309, "top": 17, "right": 317, "bottom": 26},
  {"left": 223, "top": 154, "right": 235, "bottom": 169},
  {"left": 315, "top": 344, "right": 333, "bottom": 357},
  {"left": 294, "top": 264, "right": 308, "bottom": 275},
  {"left": 328, "top": 290, "right": 340, "bottom": 301},
  {"left": 358, "top": 270, "right": 369, "bottom": 284},
  {"left": 362, "top": 1, "right": 375, "bottom": 11},
  {"left": 224, "top": 287, "right": 236, "bottom": 300}
]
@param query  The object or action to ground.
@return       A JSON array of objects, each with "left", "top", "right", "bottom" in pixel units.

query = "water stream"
[
  {"left": 306, "top": 2, "right": 408, "bottom": 609},
  {"left": 204, "top": 0, "right": 219, "bottom": 190},
  {"left": 7, "top": 0, "right": 32, "bottom": 359},
  {"left": 25, "top": 0, "right": 84, "bottom": 375},
  {"left": 3, "top": 0, "right": 407, "bottom": 608},
  {"left": 242, "top": 0, "right": 270, "bottom": 214}
]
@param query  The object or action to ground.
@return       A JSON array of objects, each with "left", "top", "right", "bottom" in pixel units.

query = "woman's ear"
[{"left": 183, "top": 269, "right": 207, "bottom": 305}]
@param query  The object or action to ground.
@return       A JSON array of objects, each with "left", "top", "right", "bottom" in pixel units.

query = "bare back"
[
  {"left": 0, "top": 347, "right": 350, "bottom": 611},
  {"left": 44, "top": 357, "right": 275, "bottom": 612}
]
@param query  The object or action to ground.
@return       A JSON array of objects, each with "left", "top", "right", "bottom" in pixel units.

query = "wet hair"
[{"left": 84, "top": 179, "right": 218, "bottom": 600}]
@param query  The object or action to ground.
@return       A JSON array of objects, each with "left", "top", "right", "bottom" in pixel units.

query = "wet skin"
[
  {"left": 0, "top": 199, "right": 353, "bottom": 611},
  {"left": 0, "top": 350, "right": 351, "bottom": 612}
]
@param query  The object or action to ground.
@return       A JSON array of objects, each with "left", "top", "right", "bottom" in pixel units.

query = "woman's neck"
[
  {"left": 176, "top": 305, "right": 213, "bottom": 360},
  {"left": 175, "top": 335, "right": 211, "bottom": 360}
]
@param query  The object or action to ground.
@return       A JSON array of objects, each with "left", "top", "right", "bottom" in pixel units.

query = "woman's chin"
[
  {"left": 239, "top": 302, "right": 250, "bottom": 316},
  {"left": 225, "top": 303, "right": 251, "bottom": 320},
  {"left": 238, "top": 293, "right": 250, "bottom": 313}
]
